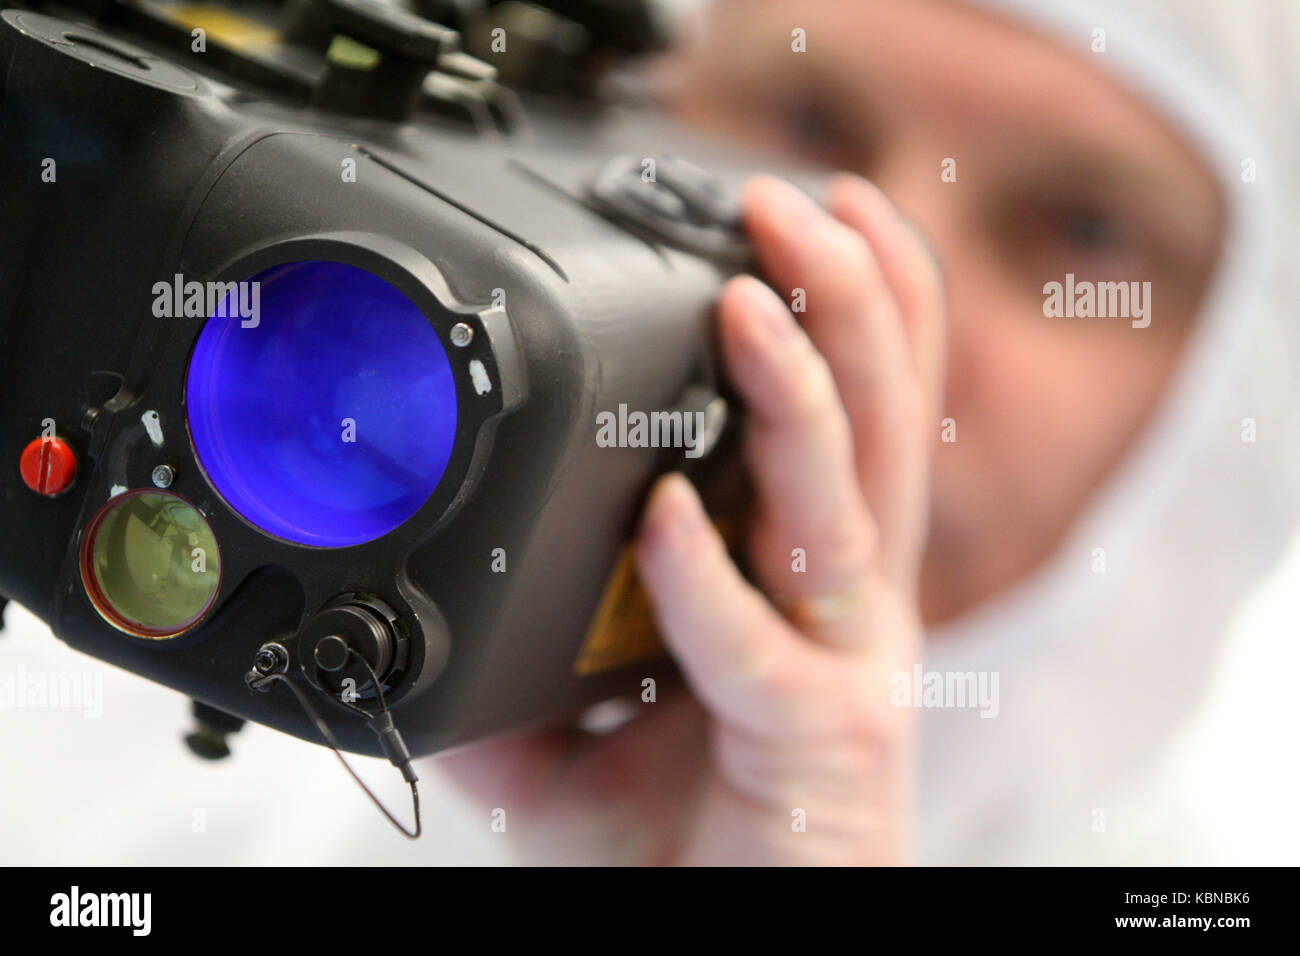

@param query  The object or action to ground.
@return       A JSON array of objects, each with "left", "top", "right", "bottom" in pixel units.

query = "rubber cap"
[{"left": 19, "top": 436, "right": 76, "bottom": 496}]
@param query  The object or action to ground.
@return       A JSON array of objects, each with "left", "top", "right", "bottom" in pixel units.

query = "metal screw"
[
  {"left": 151, "top": 464, "right": 174, "bottom": 488},
  {"left": 450, "top": 322, "right": 474, "bottom": 347},
  {"left": 253, "top": 643, "right": 288, "bottom": 675}
]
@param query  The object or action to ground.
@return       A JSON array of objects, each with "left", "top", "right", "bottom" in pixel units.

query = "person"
[
  {"left": 437, "top": 0, "right": 1300, "bottom": 864},
  {"left": 3, "top": 0, "right": 1295, "bottom": 866}
]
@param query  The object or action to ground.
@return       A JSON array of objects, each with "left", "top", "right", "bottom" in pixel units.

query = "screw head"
[
  {"left": 253, "top": 643, "right": 288, "bottom": 675},
  {"left": 151, "top": 464, "right": 174, "bottom": 488},
  {"left": 19, "top": 436, "right": 77, "bottom": 497},
  {"left": 450, "top": 322, "right": 474, "bottom": 347}
]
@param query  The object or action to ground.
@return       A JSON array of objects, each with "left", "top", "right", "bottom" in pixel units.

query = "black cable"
[{"left": 261, "top": 666, "right": 422, "bottom": 839}]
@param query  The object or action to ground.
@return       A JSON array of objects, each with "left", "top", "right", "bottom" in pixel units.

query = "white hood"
[{"left": 919, "top": 0, "right": 1300, "bottom": 864}]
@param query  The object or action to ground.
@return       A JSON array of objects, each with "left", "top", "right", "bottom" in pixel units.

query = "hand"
[{"left": 437, "top": 174, "right": 945, "bottom": 865}]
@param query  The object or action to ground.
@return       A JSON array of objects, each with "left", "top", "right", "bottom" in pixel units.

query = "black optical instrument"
[{"left": 0, "top": 0, "right": 812, "bottom": 830}]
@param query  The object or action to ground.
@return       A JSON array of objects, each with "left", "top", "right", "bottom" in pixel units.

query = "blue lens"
[{"left": 186, "top": 260, "right": 458, "bottom": 547}]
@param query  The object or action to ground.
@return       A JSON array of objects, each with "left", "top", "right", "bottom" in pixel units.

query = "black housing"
[{"left": 0, "top": 0, "right": 805, "bottom": 756}]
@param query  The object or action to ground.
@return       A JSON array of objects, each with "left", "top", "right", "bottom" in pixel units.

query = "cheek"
[{"left": 933, "top": 312, "right": 1179, "bottom": 528}]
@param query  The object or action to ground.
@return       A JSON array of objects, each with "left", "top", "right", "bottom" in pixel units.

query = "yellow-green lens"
[{"left": 81, "top": 490, "right": 221, "bottom": 638}]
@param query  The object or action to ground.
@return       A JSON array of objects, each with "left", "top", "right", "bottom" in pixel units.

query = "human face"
[{"left": 662, "top": 0, "right": 1227, "bottom": 624}]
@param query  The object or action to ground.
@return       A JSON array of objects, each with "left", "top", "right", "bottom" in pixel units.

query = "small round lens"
[
  {"left": 184, "top": 260, "right": 458, "bottom": 547},
  {"left": 81, "top": 490, "right": 222, "bottom": 638}
]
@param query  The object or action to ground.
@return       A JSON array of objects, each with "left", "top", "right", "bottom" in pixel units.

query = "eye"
[
  {"left": 1001, "top": 197, "right": 1151, "bottom": 285},
  {"left": 1051, "top": 207, "right": 1125, "bottom": 254},
  {"left": 781, "top": 101, "right": 837, "bottom": 147},
  {"left": 774, "top": 97, "right": 860, "bottom": 163}
]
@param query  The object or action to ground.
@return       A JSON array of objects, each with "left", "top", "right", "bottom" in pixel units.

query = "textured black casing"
[{"left": 0, "top": 3, "right": 807, "bottom": 756}]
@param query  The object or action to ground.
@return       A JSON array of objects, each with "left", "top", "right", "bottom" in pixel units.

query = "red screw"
[{"left": 19, "top": 435, "right": 77, "bottom": 496}]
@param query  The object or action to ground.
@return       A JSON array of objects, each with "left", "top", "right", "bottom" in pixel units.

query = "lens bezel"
[
  {"left": 184, "top": 259, "right": 462, "bottom": 548},
  {"left": 180, "top": 235, "right": 514, "bottom": 553},
  {"left": 79, "top": 487, "right": 224, "bottom": 639}
]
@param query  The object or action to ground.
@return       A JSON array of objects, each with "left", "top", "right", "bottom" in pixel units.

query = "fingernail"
[
  {"left": 740, "top": 277, "right": 798, "bottom": 342},
  {"left": 750, "top": 177, "right": 821, "bottom": 227},
  {"left": 642, "top": 473, "right": 705, "bottom": 548},
  {"left": 830, "top": 171, "right": 889, "bottom": 208}
]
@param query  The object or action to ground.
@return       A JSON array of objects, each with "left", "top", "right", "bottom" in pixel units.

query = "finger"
[
  {"left": 716, "top": 275, "right": 879, "bottom": 650},
  {"left": 634, "top": 473, "right": 829, "bottom": 737},
  {"left": 826, "top": 173, "right": 946, "bottom": 410},
  {"left": 741, "top": 176, "right": 925, "bottom": 579},
  {"left": 742, "top": 175, "right": 916, "bottom": 428}
]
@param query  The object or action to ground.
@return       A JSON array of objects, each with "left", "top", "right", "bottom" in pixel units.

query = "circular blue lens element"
[{"left": 186, "top": 260, "right": 458, "bottom": 547}]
